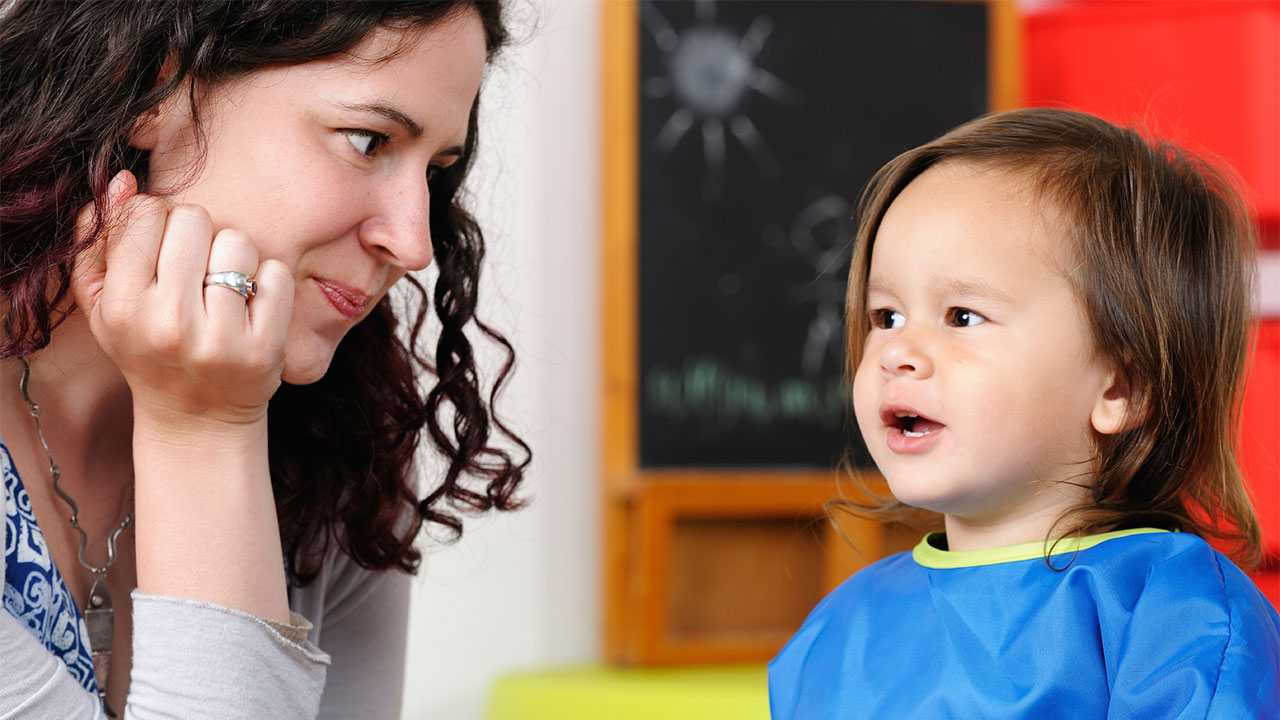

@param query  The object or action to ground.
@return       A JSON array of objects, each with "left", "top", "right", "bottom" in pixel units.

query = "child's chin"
[{"left": 883, "top": 479, "right": 951, "bottom": 514}]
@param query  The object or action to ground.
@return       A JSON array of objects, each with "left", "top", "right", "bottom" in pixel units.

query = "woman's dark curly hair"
[{"left": 0, "top": 0, "right": 530, "bottom": 584}]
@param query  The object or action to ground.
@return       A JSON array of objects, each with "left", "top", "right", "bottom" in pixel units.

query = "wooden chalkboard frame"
[{"left": 602, "top": 0, "right": 1020, "bottom": 664}]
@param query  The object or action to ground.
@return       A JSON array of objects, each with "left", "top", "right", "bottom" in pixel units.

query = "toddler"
[{"left": 769, "top": 108, "right": 1280, "bottom": 718}]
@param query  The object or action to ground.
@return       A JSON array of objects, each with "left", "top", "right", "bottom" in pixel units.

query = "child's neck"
[
  {"left": 943, "top": 508, "right": 1077, "bottom": 552},
  {"left": 941, "top": 471, "right": 1098, "bottom": 551}
]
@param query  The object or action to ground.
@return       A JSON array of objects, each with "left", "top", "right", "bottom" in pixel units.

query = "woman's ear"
[
  {"left": 128, "top": 53, "right": 181, "bottom": 150},
  {"left": 1091, "top": 368, "right": 1144, "bottom": 435},
  {"left": 128, "top": 108, "right": 164, "bottom": 150}
]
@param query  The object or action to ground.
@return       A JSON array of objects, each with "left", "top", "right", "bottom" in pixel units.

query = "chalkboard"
[{"left": 638, "top": 0, "right": 989, "bottom": 468}]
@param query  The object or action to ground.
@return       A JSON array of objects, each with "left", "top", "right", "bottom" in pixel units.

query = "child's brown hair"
[{"left": 837, "top": 108, "right": 1262, "bottom": 568}]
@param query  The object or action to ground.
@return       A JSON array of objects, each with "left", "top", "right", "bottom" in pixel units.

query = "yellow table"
[{"left": 487, "top": 665, "right": 769, "bottom": 720}]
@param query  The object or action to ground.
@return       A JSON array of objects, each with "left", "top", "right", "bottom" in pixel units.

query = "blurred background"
[{"left": 400, "top": 1, "right": 1279, "bottom": 717}]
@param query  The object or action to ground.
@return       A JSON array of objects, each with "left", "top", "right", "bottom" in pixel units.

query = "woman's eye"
[
  {"left": 947, "top": 307, "right": 987, "bottom": 327},
  {"left": 871, "top": 309, "right": 905, "bottom": 329},
  {"left": 343, "top": 130, "right": 388, "bottom": 158}
]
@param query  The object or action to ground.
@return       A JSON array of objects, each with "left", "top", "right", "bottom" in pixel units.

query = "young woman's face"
[
  {"left": 851, "top": 162, "right": 1118, "bottom": 548},
  {"left": 138, "top": 9, "right": 487, "bottom": 384}
]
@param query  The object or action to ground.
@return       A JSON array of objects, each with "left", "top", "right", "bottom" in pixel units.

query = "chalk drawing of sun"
[{"left": 642, "top": 0, "right": 801, "bottom": 199}]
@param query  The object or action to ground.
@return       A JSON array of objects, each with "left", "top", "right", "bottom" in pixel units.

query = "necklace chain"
[
  {"left": 18, "top": 358, "right": 134, "bottom": 571},
  {"left": 18, "top": 358, "right": 131, "bottom": 716}
]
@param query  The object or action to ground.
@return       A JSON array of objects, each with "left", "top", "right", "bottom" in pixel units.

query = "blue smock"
[{"left": 769, "top": 529, "right": 1280, "bottom": 719}]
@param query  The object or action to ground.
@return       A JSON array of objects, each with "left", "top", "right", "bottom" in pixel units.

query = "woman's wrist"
[
  {"left": 131, "top": 406, "right": 289, "bottom": 623},
  {"left": 131, "top": 401, "right": 269, "bottom": 449}
]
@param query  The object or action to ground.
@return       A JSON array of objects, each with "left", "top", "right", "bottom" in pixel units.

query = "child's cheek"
[{"left": 851, "top": 355, "right": 881, "bottom": 440}]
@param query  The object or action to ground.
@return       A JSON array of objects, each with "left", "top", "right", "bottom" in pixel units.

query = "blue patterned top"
[{"left": 2, "top": 436, "right": 99, "bottom": 693}]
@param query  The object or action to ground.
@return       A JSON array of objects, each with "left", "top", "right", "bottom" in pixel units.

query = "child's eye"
[
  {"left": 947, "top": 307, "right": 987, "bottom": 327},
  {"left": 871, "top": 309, "right": 905, "bottom": 329},
  {"left": 343, "top": 129, "right": 389, "bottom": 158}
]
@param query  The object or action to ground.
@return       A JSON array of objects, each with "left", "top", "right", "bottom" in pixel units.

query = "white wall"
[{"left": 401, "top": 2, "right": 602, "bottom": 718}]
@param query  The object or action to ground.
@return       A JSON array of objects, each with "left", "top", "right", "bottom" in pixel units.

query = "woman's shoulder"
[
  {"left": 288, "top": 537, "right": 413, "bottom": 645},
  {"left": 287, "top": 538, "right": 413, "bottom": 716}
]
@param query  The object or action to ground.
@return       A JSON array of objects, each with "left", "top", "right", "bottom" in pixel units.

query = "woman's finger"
[
  {"left": 71, "top": 170, "right": 138, "bottom": 308},
  {"left": 246, "top": 258, "right": 294, "bottom": 356},
  {"left": 202, "top": 228, "right": 260, "bottom": 332},
  {"left": 102, "top": 192, "right": 170, "bottom": 302},
  {"left": 156, "top": 203, "right": 216, "bottom": 313}
]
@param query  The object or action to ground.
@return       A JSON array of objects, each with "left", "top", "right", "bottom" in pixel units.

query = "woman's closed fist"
[{"left": 72, "top": 170, "right": 294, "bottom": 427}]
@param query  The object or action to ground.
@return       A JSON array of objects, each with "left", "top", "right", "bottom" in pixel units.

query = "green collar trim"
[{"left": 912, "top": 527, "right": 1171, "bottom": 569}]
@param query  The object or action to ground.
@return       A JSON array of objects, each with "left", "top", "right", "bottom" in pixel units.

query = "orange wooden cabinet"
[{"left": 603, "top": 471, "right": 921, "bottom": 664}]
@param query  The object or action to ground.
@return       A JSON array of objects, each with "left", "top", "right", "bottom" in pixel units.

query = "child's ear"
[{"left": 1091, "top": 368, "right": 1144, "bottom": 435}]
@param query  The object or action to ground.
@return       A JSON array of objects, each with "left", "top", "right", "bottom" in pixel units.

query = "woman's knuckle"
[
  {"left": 128, "top": 195, "right": 167, "bottom": 222},
  {"left": 214, "top": 227, "right": 250, "bottom": 245},
  {"left": 148, "top": 314, "right": 186, "bottom": 353},
  {"left": 168, "top": 202, "right": 210, "bottom": 224}
]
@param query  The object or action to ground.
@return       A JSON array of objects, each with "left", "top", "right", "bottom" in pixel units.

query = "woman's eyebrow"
[
  {"left": 334, "top": 101, "right": 465, "bottom": 158},
  {"left": 336, "top": 101, "right": 423, "bottom": 138}
]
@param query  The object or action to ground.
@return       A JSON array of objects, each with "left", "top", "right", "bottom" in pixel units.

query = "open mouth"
[{"left": 892, "top": 413, "right": 945, "bottom": 438}]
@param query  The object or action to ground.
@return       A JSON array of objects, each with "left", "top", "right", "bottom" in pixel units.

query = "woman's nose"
[
  {"left": 358, "top": 171, "right": 434, "bottom": 271},
  {"left": 879, "top": 327, "right": 934, "bottom": 378}
]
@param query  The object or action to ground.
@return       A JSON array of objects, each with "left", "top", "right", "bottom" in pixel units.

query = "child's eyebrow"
[
  {"left": 865, "top": 277, "right": 893, "bottom": 297},
  {"left": 865, "top": 276, "right": 1015, "bottom": 306},
  {"left": 937, "top": 278, "right": 1016, "bottom": 305}
]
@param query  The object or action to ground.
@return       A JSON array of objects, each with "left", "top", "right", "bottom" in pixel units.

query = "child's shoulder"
[
  {"left": 1079, "top": 530, "right": 1275, "bottom": 618},
  {"left": 767, "top": 548, "right": 923, "bottom": 654},
  {"left": 1098, "top": 531, "right": 1280, "bottom": 717},
  {"left": 811, "top": 547, "right": 925, "bottom": 615},
  {"left": 1131, "top": 531, "right": 1279, "bottom": 631}
]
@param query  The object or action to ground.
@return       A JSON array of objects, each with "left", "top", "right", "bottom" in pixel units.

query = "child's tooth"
[{"left": 903, "top": 429, "right": 924, "bottom": 438}]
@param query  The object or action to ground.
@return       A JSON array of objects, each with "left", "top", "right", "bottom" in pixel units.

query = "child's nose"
[{"left": 879, "top": 330, "right": 934, "bottom": 378}]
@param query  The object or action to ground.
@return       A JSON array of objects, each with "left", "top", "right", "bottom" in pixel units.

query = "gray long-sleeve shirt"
[{"left": 1, "top": 477, "right": 412, "bottom": 720}]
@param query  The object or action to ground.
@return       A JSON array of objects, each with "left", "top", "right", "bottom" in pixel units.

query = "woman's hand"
[
  {"left": 70, "top": 170, "right": 294, "bottom": 623},
  {"left": 71, "top": 170, "right": 294, "bottom": 429}
]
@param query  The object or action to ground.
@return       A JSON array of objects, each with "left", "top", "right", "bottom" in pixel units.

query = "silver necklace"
[{"left": 18, "top": 358, "right": 132, "bottom": 718}]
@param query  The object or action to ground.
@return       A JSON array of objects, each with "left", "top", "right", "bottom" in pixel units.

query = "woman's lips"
[{"left": 314, "top": 278, "right": 369, "bottom": 320}]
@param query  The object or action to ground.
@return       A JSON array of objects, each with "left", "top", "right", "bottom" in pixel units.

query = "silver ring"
[{"left": 203, "top": 271, "right": 257, "bottom": 299}]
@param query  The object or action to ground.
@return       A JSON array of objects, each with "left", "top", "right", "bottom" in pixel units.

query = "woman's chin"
[{"left": 280, "top": 344, "right": 337, "bottom": 386}]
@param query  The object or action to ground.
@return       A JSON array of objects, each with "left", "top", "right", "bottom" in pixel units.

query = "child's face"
[{"left": 852, "top": 162, "right": 1117, "bottom": 549}]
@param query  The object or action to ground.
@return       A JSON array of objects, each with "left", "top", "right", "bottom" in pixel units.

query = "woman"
[{"left": 0, "top": 1, "right": 528, "bottom": 717}]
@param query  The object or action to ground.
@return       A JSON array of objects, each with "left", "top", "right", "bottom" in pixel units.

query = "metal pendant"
[{"left": 85, "top": 573, "right": 119, "bottom": 717}]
